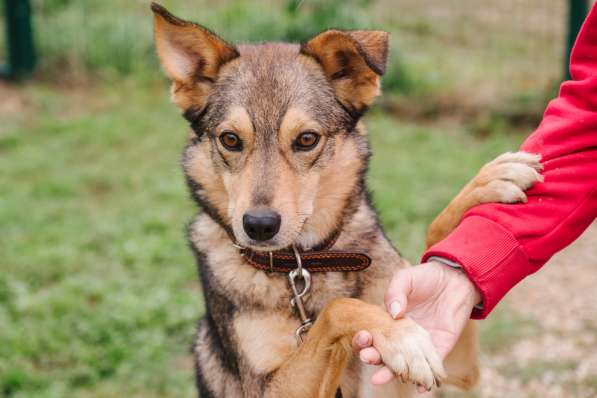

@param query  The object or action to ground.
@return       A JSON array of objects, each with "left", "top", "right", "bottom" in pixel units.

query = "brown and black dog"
[{"left": 150, "top": 3, "right": 542, "bottom": 397}]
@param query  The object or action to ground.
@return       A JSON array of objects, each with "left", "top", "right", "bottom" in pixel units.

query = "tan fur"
[
  {"left": 301, "top": 30, "right": 388, "bottom": 111},
  {"left": 426, "top": 152, "right": 543, "bottom": 248},
  {"left": 194, "top": 325, "right": 244, "bottom": 397},
  {"left": 152, "top": 3, "right": 239, "bottom": 111},
  {"left": 151, "top": 4, "right": 543, "bottom": 398},
  {"left": 218, "top": 106, "right": 254, "bottom": 143},
  {"left": 185, "top": 140, "right": 230, "bottom": 222},
  {"left": 279, "top": 107, "right": 324, "bottom": 146},
  {"left": 188, "top": 150, "right": 541, "bottom": 397},
  {"left": 299, "top": 132, "right": 365, "bottom": 248},
  {"left": 442, "top": 320, "right": 480, "bottom": 390},
  {"left": 260, "top": 151, "right": 541, "bottom": 397},
  {"left": 233, "top": 313, "right": 298, "bottom": 375}
]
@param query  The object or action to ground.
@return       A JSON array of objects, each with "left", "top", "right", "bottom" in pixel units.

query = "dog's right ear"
[
  {"left": 301, "top": 29, "right": 389, "bottom": 117},
  {"left": 151, "top": 3, "right": 239, "bottom": 111}
]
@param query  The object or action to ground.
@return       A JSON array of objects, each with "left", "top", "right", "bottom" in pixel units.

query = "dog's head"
[{"left": 152, "top": 3, "right": 388, "bottom": 251}]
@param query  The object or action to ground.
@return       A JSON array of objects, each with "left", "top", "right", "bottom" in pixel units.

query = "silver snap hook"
[{"left": 291, "top": 245, "right": 303, "bottom": 273}]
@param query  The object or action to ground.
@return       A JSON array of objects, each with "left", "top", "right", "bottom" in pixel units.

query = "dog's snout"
[{"left": 243, "top": 209, "right": 281, "bottom": 241}]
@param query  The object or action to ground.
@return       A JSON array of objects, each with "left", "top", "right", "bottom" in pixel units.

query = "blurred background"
[{"left": 1, "top": 1, "right": 596, "bottom": 397}]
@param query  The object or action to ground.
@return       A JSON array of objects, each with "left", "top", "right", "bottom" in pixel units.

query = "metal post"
[
  {"left": 1, "top": 0, "right": 36, "bottom": 79},
  {"left": 565, "top": 0, "right": 588, "bottom": 80}
]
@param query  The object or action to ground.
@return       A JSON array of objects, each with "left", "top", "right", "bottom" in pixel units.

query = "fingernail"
[
  {"left": 357, "top": 332, "right": 369, "bottom": 346},
  {"left": 389, "top": 300, "right": 401, "bottom": 319}
]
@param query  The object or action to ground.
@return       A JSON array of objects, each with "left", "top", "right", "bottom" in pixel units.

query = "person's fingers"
[
  {"left": 371, "top": 366, "right": 395, "bottom": 385},
  {"left": 384, "top": 269, "right": 414, "bottom": 319},
  {"left": 351, "top": 330, "right": 373, "bottom": 354},
  {"left": 359, "top": 347, "right": 382, "bottom": 365}
]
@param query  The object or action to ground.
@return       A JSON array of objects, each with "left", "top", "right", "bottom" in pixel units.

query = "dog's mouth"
[{"left": 234, "top": 209, "right": 311, "bottom": 252}]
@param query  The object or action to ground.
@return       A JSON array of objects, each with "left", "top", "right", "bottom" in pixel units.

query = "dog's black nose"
[{"left": 243, "top": 209, "right": 281, "bottom": 241}]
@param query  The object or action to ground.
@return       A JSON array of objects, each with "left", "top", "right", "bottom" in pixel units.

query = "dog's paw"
[
  {"left": 371, "top": 318, "right": 446, "bottom": 390},
  {"left": 471, "top": 151, "right": 543, "bottom": 204}
]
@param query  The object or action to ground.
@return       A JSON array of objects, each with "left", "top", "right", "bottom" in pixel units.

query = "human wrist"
[{"left": 428, "top": 260, "right": 482, "bottom": 307}]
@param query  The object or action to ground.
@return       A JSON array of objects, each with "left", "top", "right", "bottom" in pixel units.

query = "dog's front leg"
[
  {"left": 265, "top": 298, "right": 445, "bottom": 398},
  {"left": 426, "top": 151, "right": 542, "bottom": 247}
]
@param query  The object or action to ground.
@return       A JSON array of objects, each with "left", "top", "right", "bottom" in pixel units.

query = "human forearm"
[{"left": 423, "top": 5, "right": 597, "bottom": 318}]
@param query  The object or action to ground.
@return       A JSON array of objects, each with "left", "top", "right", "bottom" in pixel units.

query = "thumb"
[{"left": 384, "top": 268, "right": 413, "bottom": 319}]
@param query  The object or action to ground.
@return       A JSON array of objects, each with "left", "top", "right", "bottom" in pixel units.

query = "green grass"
[
  {"left": 0, "top": 79, "right": 527, "bottom": 397},
  {"left": 367, "top": 109, "right": 525, "bottom": 259},
  {"left": 24, "top": 0, "right": 374, "bottom": 80},
  {"left": 0, "top": 81, "right": 198, "bottom": 398}
]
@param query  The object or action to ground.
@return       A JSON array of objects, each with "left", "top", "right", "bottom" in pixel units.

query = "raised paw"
[
  {"left": 470, "top": 151, "right": 543, "bottom": 204},
  {"left": 371, "top": 318, "right": 446, "bottom": 390}
]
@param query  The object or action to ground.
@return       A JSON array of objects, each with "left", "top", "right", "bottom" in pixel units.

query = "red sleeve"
[{"left": 422, "top": 5, "right": 597, "bottom": 319}]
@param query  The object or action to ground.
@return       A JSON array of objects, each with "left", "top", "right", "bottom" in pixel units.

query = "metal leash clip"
[{"left": 288, "top": 245, "right": 313, "bottom": 344}]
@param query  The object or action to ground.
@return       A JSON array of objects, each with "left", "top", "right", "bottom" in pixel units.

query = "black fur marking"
[
  {"left": 214, "top": 143, "right": 231, "bottom": 167},
  {"left": 188, "top": 238, "right": 242, "bottom": 377},
  {"left": 183, "top": 105, "right": 210, "bottom": 139},
  {"left": 308, "top": 146, "right": 325, "bottom": 169},
  {"left": 335, "top": 99, "right": 365, "bottom": 132},
  {"left": 330, "top": 68, "right": 350, "bottom": 81},
  {"left": 183, "top": 175, "right": 236, "bottom": 240},
  {"left": 330, "top": 50, "right": 354, "bottom": 80},
  {"left": 364, "top": 187, "right": 402, "bottom": 257},
  {"left": 193, "top": 320, "right": 218, "bottom": 398},
  {"left": 195, "top": 368, "right": 217, "bottom": 398},
  {"left": 299, "top": 29, "right": 387, "bottom": 76}
]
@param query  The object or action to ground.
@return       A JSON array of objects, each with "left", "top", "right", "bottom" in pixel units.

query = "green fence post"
[
  {"left": 565, "top": 0, "right": 588, "bottom": 80},
  {"left": 1, "top": 0, "right": 36, "bottom": 79}
]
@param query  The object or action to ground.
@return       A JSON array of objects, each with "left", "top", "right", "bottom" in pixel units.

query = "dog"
[{"left": 150, "top": 3, "right": 543, "bottom": 397}]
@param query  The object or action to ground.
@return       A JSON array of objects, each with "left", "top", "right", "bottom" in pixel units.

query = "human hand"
[{"left": 352, "top": 261, "right": 481, "bottom": 390}]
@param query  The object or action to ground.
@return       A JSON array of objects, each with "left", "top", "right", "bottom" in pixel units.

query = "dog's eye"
[
  {"left": 219, "top": 131, "right": 243, "bottom": 151},
  {"left": 294, "top": 131, "right": 320, "bottom": 151}
]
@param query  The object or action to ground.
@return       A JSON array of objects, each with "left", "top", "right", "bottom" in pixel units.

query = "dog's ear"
[
  {"left": 151, "top": 2, "right": 239, "bottom": 111},
  {"left": 301, "top": 30, "right": 389, "bottom": 115}
]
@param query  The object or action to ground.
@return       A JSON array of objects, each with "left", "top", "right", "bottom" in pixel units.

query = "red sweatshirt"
[{"left": 423, "top": 5, "right": 597, "bottom": 319}]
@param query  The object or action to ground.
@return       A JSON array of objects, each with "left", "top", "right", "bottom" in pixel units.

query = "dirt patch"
[
  {"left": 0, "top": 81, "right": 31, "bottom": 119},
  {"left": 0, "top": 79, "right": 113, "bottom": 133}
]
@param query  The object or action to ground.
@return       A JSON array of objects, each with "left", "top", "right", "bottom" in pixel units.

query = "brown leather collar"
[{"left": 238, "top": 232, "right": 372, "bottom": 273}]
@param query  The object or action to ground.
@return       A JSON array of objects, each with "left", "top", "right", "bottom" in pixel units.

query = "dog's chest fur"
[{"left": 189, "top": 198, "right": 410, "bottom": 397}]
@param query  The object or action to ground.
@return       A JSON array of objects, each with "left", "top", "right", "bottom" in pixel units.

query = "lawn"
[{"left": 0, "top": 79, "right": 526, "bottom": 398}]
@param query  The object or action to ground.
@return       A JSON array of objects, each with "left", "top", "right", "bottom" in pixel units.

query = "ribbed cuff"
[
  {"left": 422, "top": 216, "right": 532, "bottom": 319},
  {"left": 427, "top": 256, "right": 485, "bottom": 311}
]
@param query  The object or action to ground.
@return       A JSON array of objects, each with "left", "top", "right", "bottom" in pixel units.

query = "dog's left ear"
[
  {"left": 151, "top": 2, "right": 239, "bottom": 112},
  {"left": 301, "top": 29, "right": 389, "bottom": 115}
]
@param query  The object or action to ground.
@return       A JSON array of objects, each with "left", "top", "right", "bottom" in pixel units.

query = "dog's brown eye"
[
  {"left": 219, "top": 131, "right": 242, "bottom": 151},
  {"left": 294, "top": 131, "right": 320, "bottom": 151}
]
